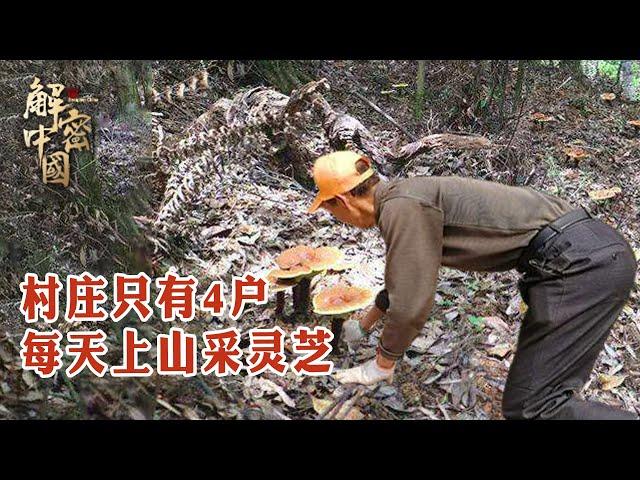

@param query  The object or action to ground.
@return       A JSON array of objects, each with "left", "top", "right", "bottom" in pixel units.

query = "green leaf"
[
  {"left": 468, "top": 315, "right": 485, "bottom": 328},
  {"left": 466, "top": 280, "right": 479, "bottom": 291}
]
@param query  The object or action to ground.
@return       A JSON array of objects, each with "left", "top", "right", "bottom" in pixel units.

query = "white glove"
[
  {"left": 342, "top": 319, "right": 367, "bottom": 346},
  {"left": 334, "top": 358, "right": 394, "bottom": 386}
]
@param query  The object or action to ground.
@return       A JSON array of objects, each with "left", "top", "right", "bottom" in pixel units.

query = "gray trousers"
[{"left": 506, "top": 216, "right": 638, "bottom": 419}]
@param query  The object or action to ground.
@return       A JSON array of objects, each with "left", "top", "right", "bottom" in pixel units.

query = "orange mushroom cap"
[
  {"left": 269, "top": 265, "right": 313, "bottom": 280},
  {"left": 276, "top": 245, "right": 344, "bottom": 272},
  {"left": 276, "top": 245, "right": 315, "bottom": 270},
  {"left": 563, "top": 147, "right": 589, "bottom": 159},
  {"left": 588, "top": 187, "right": 621, "bottom": 201},
  {"left": 312, "top": 284, "right": 375, "bottom": 315},
  {"left": 266, "top": 269, "right": 300, "bottom": 292},
  {"left": 530, "top": 112, "right": 554, "bottom": 122},
  {"left": 304, "top": 247, "right": 345, "bottom": 272},
  {"left": 328, "top": 260, "right": 354, "bottom": 273}
]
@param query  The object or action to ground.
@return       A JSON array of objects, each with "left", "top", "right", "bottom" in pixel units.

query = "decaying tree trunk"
[
  {"left": 153, "top": 79, "right": 492, "bottom": 234},
  {"left": 210, "top": 78, "right": 491, "bottom": 174}
]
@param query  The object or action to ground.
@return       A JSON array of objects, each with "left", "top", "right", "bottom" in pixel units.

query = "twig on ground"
[
  {"left": 316, "top": 384, "right": 358, "bottom": 420},
  {"left": 353, "top": 91, "right": 418, "bottom": 141}
]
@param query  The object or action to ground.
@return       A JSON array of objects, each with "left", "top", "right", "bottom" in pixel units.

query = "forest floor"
[{"left": 1, "top": 60, "right": 639, "bottom": 420}]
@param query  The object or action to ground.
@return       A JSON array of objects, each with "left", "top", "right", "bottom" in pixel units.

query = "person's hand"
[
  {"left": 334, "top": 357, "right": 395, "bottom": 386},
  {"left": 342, "top": 318, "right": 368, "bottom": 346}
]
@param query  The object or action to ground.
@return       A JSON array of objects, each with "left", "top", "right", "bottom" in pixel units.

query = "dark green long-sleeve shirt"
[{"left": 373, "top": 176, "right": 574, "bottom": 360}]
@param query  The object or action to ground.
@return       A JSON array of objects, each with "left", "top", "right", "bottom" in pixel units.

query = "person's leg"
[{"left": 503, "top": 219, "right": 638, "bottom": 420}]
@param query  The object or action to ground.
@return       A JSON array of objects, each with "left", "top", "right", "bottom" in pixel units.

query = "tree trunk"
[
  {"left": 581, "top": 60, "right": 599, "bottom": 81},
  {"left": 112, "top": 61, "right": 141, "bottom": 115},
  {"left": 134, "top": 60, "right": 155, "bottom": 108},
  {"left": 562, "top": 60, "right": 586, "bottom": 86},
  {"left": 414, "top": 60, "right": 427, "bottom": 120},
  {"left": 620, "top": 61, "right": 639, "bottom": 102},
  {"left": 497, "top": 61, "right": 510, "bottom": 126},
  {"left": 512, "top": 60, "right": 526, "bottom": 114}
]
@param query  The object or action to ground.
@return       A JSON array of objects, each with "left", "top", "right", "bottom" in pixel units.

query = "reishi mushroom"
[
  {"left": 295, "top": 247, "right": 344, "bottom": 314},
  {"left": 563, "top": 146, "right": 589, "bottom": 166},
  {"left": 276, "top": 245, "right": 315, "bottom": 270},
  {"left": 312, "top": 284, "right": 375, "bottom": 354},
  {"left": 266, "top": 270, "right": 300, "bottom": 318},
  {"left": 627, "top": 120, "right": 640, "bottom": 132},
  {"left": 270, "top": 265, "right": 313, "bottom": 314},
  {"left": 273, "top": 245, "right": 344, "bottom": 320},
  {"left": 270, "top": 265, "right": 313, "bottom": 279},
  {"left": 274, "top": 247, "right": 317, "bottom": 318},
  {"left": 530, "top": 112, "right": 554, "bottom": 129},
  {"left": 304, "top": 247, "right": 345, "bottom": 271}
]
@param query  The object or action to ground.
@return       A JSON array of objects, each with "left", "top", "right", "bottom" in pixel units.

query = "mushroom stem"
[
  {"left": 330, "top": 317, "right": 343, "bottom": 354},
  {"left": 284, "top": 284, "right": 302, "bottom": 324},
  {"left": 294, "top": 277, "right": 311, "bottom": 314},
  {"left": 291, "top": 284, "right": 298, "bottom": 307},
  {"left": 275, "top": 291, "right": 285, "bottom": 317}
]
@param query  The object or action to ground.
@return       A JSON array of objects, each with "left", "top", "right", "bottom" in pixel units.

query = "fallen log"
[{"left": 154, "top": 79, "right": 492, "bottom": 232}]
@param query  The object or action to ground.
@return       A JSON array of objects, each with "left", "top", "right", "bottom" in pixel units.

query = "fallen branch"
[
  {"left": 353, "top": 90, "right": 418, "bottom": 141},
  {"left": 392, "top": 133, "right": 492, "bottom": 163},
  {"left": 316, "top": 384, "right": 359, "bottom": 420},
  {"left": 393, "top": 133, "right": 492, "bottom": 176}
]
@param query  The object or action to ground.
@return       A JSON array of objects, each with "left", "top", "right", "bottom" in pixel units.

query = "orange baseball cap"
[{"left": 307, "top": 151, "right": 374, "bottom": 213}]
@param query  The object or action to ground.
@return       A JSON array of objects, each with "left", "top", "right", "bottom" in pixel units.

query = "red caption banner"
[{"left": 18, "top": 272, "right": 334, "bottom": 379}]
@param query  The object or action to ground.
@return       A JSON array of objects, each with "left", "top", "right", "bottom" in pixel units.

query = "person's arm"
[
  {"left": 335, "top": 197, "right": 444, "bottom": 385},
  {"left": 361, "top": 303, "right": 384, "bottom": 331},
  {"left": 376, "top": 197, "right": 444, "bottom": 362},
  {"left": 354, "top": 290, "right": 388, "bottom": 334}
]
